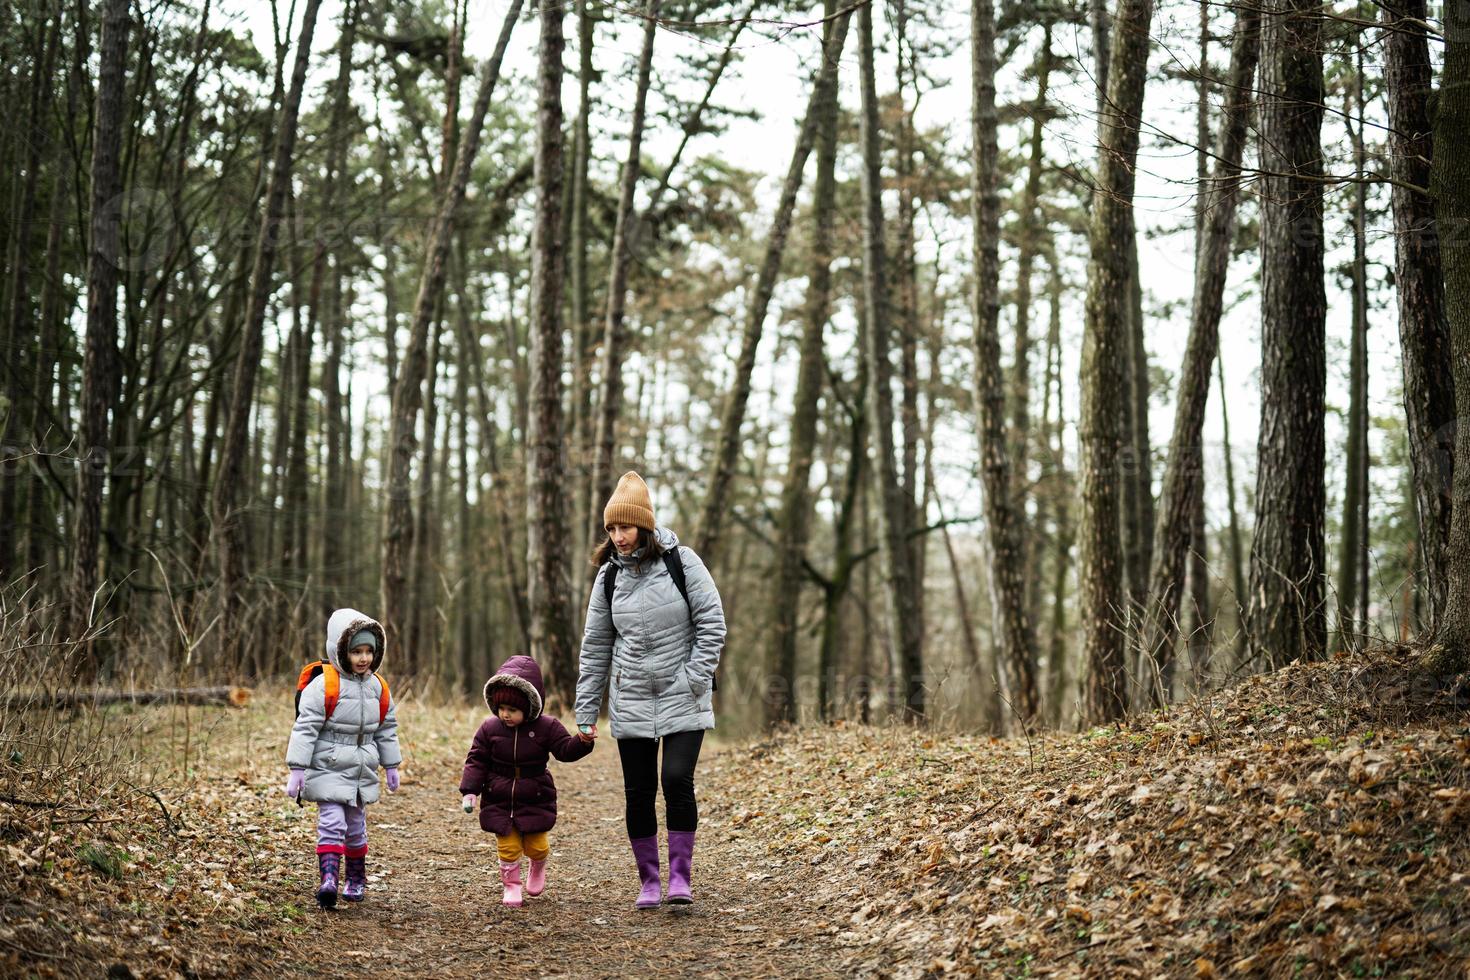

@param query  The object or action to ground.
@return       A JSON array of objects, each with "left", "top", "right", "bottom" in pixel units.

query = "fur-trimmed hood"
[
  {"left": 483, "top": 655, "right": 546, "bottom": 720},
  {"left": 324, "top": 608, "right": 386, "bottom": 674}
]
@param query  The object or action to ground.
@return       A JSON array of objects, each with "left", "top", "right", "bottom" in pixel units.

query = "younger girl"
[
  {"left": 286, "top": 607, "right": 401, "bottom": 909},
  {"left": 460, "top": 655, "right": 594, "bottom": 907}
]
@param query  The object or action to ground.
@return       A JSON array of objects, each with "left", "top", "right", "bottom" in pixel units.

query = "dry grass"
[
  {"left": 6, "top": 631, "right": 1469, "bottom": 978},
  {"left": 0, "top": 584, "right": 489, "bottom": 980}
]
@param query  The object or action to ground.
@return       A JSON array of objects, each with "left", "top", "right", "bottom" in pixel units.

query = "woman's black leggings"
[{"left": 617, "top": 730, "right": 704, "bottom": 839}]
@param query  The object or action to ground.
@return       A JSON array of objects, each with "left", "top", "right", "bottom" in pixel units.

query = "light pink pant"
[{"left": 316, "top": 801, "right": 367, "bottom": 857}]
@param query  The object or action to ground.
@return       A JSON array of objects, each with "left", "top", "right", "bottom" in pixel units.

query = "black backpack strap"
[
  {"left": 663, "top": 550, "right": 691, "bottom": 613},
  {"left": 602, "top": 560, "right": 618, "bottom": 612}
]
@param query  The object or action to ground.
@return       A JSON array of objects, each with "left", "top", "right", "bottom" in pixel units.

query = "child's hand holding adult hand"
[
  {"left": 285, "top": 769, "right": 305, "bottom": 798},
  {"left": 461, "top": 794, "right": 476, "bottom": 813},
  {"left": 577, "top": 723, "right": 597, "bottom": 743},
  {"left": 385, "top": 768, "right": 400, "bottom": 793}
]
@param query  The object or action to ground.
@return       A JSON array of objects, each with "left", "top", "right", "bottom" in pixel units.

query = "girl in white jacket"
[{"left": 286, "top": 608, "right": 401, "bottom": 908}]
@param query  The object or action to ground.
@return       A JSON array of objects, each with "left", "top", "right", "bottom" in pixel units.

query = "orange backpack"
[{"left": 294, "top": 661, "right": 391, "bottom": 723}]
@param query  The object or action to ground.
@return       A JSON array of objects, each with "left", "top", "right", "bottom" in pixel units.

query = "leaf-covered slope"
[{"left": 700, "top": 650, "right": 1470, "bottom": 977}]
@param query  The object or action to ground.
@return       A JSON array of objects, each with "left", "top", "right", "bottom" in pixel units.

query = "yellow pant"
[{"left": 496, "top": 829, "right": 550, "bottom": 862}]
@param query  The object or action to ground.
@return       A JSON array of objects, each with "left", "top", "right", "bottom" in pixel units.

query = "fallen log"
[{"left": 2, "top": 686, "right": 252, "bottom": 710}]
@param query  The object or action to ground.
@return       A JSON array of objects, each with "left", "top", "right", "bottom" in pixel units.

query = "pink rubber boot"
[
  {"left": 499, "top": 860, "right": 524, "bottom": 908},
  {"left": 526, "top": 857, "right": 548, "bottom": 897}
]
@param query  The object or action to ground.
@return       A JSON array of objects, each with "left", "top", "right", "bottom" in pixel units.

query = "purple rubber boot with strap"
[
  {"left": 630, "top": 836, "right": 662, "bottom": 909},
  {"left": 342, "top": 846, "right": 367, "bottom": 902},
  {"left": 666, "top": 831, "right": 695, "bottom": 905},
  {"left": 316, "top": 850, "right": 342, "bottom": 909}
]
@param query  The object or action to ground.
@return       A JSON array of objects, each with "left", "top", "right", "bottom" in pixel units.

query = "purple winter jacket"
[{"left": 458, "top": 655, "right": 593, "bottom": 836}]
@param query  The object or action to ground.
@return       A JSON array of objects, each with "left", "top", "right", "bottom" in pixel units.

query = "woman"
[{"left": 574, "top": 471, "right": 727, "bottom": 909}]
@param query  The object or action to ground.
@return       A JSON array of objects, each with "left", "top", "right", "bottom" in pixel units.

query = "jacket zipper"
[
  {"left": 509, "top": 727, "right": 518, "bottom": 821},
  {"left": 355, "top": 673, "right": 368, "bottom": 806}
]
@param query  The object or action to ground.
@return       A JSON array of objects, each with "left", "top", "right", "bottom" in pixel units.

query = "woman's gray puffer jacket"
[
  {"left": 575, "top": 527, "right": 726, "bottom": 739},
  {"left": 286, "top": 608, "right": 402, "bottom": 806}
]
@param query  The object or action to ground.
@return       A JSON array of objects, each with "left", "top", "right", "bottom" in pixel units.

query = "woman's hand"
[
  {"left": 462, "top": 794, "right": 477, "bottom": 813},
  {"left": 577, "top": 723, "right": 597, "bottom": 743}
]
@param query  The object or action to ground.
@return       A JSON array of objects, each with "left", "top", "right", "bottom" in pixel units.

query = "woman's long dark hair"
[{"left": 589, "top": 526, "right": 664, "bottom": 570}]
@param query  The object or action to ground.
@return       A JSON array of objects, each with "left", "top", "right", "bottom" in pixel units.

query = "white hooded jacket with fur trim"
[{"left": 286, "top": 608, "right": 402, "bottom": 805}]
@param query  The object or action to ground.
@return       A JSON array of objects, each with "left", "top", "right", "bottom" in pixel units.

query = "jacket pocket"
[{"left": 681, "top": 656, "right": 708, "bottom": 699}]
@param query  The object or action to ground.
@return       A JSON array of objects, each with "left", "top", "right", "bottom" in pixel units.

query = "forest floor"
[{"left": 3, "top": 647, "right": 1470, "bottom": 978}]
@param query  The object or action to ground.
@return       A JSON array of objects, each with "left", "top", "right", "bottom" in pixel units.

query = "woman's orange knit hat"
[{"left": 604, "top": 471, "right": 656, "bottom": 531}]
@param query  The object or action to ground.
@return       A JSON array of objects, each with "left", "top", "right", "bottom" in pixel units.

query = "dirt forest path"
[{"left": 276, "top": 732, "right": 845, "bottom": 979}]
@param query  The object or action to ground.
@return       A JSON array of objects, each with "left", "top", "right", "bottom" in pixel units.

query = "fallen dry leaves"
[
  {"left": 700, "top": 647, "right": 1470, "bottom": 978},
  {"left": 4, "top": 648, "right": 1469, "bottom": 978},
  {"left": 0, "top": 691, "right": 473, "bottom": 979}
]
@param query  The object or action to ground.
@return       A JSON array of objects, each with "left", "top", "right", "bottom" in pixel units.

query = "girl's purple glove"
[
  {"left": 285, "top": 769, "right": 305, "bottom": 798},
  {"left": 461, "top": 794, "right": 476, "bottom": 813},
  {"left": 385, "top": 768, "right": 400, "bottom": 792}
]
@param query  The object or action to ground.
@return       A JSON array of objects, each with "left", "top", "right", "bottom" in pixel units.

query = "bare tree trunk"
[
  {"left": 284, "top": 282, "right": 312, "bottom": 582},
  {"left": 694, "top": 10, "right": 852, "bottom": 562},
  {"left": 2, "top": 12, "right": 61, "bottom": 582},
  {"left": 970, "top": 0, "right": 1037, "bottom": 727},
  {"left": 1214, "top": 355, "right": 1248, "bottom": 662},
  {"left": 857, "top": 0, "right": 923, "bottom": 722},
  {"left": 1335, "top": 52, "right": 1369, "bottom": 655},
  {"left": 69, "top": 0, "right": 131, "bottom": 655},
  {"left": 1090, "top": 0, "right": 1111, "bottom": 118},
  {"left": 1383, "top": 0, "right": 1455, "bottom": 638},
  {"left": 819, "top": 338, "right": 867, "bottom": 721},
  {"left": 455, "top": 310, "right": 475, "bottom": 690},
  {"left": 1121, "top": 236, "right": 1154, "bottom": 629},
  {"left": 381, "top": 0, "right": 521, "bottom": 667},
  {"left": 525, "top": 0, "right": 578, "bottom": 706},
  {"left": 767, "top": 0, "right": 840, "bottom": 728},
  {"left": 1431, "top": 3, "right": 1470, "bottom": 670},
  {"left": 1048, "top": 482, "right": 1077, "bottom": 727},
  {"left": 1184, "top": 485, "right": 1211, "bottom": 691},
  {"left": 1247, "top": 0, "right": 1327, "bottom": 668},
  {"left": 858, "top": 439, "right": 873, "bottom": 724},
  {"left": 1138, "top": 5, "right": 1258, "bottom": 701},
  {"left": 211, "top": 0, "right": 323, "bottom": 672},
  {"left": 893, "top": 0, "right": 923, "bottom": 630},
  {"left": 569, "top": 0, "right": 596, "bottom": 549},
  {"left": 1041, "top": 261, "right": 1073, "bottom": 725},
  {"left": 1079, "top": 0, "right": 1154, "bottom": 725},
  {"left": 265, "top": 248, "right": 299, "bottom": 570},
  {"left": 319, "top": 0, "right": 358, "bottom": 615},
  {"left": 409, "top": 320, "right": 445, "bottom": 665},
  {"left": 588, "top": 0, "right": 660, "bottom": 552},
  {"left": 29, "top": 19, "right": 82, "bottom": 591},
  {"left": 1015, "top": 25, "right": 1054, "bottom": 627}
]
